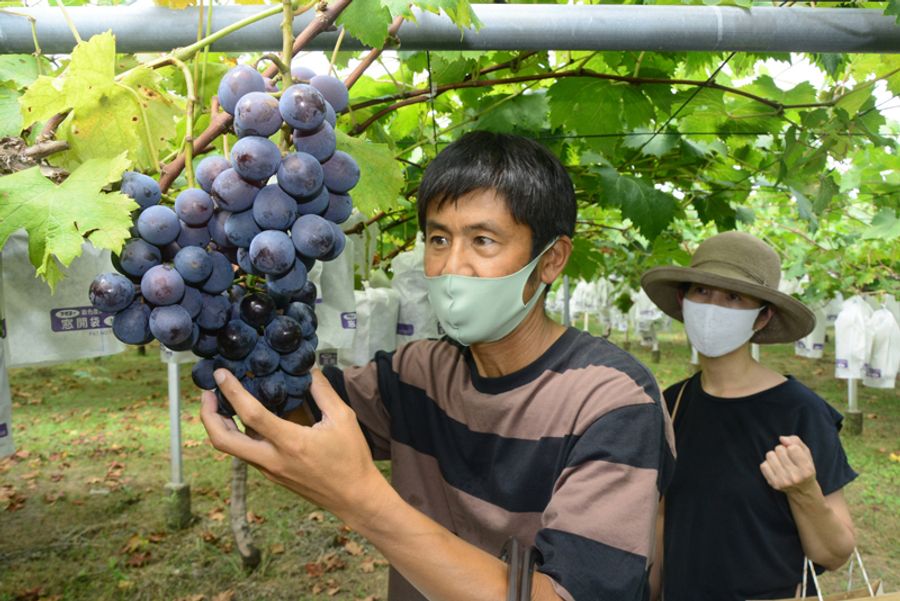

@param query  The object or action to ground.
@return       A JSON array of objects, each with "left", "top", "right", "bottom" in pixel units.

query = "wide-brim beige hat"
[{"left": 640, "top": 231, "right": 815, "bottom": 344}]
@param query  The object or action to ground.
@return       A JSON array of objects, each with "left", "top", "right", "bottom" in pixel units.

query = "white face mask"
[{"left": 682, "top": 298, "right": 766, "bottom": 358}]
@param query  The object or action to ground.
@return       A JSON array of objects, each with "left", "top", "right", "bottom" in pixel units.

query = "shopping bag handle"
[{"left": 800, "top": 547, "right": 873, "bottom": 599}]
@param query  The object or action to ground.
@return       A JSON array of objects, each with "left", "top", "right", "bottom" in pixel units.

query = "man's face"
[{"left": 423, "top": 189, "right": 534, "bottom": 281}]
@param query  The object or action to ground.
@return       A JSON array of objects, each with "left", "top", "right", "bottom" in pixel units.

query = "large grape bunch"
[{"left": 89, "top": 64, "right": 359, "bottom": 418}]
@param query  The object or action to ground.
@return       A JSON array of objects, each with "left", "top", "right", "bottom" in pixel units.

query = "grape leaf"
[
  {"left": 595, "top": 168, "right": 676, "bottom": 240},
  {"left": 0, "top": 154, "right": 135, "bottom": 291},
  {"left": 0, "top": 83, "right": 22, "bottom": 137},
  {"left": 0, "top": 55, "right": 48, "bottom": 88},
  {"left": 385, "top": 0, "right": 481, "bottom": 29},
  {"left": 547, "top": 79, "right": 621, "bottom": 133},
  {"left": 337, "top": 3, "right": 392, "bottom": 48},
  {"left": 19, "top": 32, "right": 181, "bottom": 174},
  {"left": 335, "top": 131, "right": 405, "bottom": 217},
  {"left": 885, "top": 0, "right": 899, "bottom": 23},
  {"left": 862, "top": 209, "right": 900, "bottom": 240}
]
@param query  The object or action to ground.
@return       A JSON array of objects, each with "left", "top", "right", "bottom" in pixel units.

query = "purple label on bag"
[
  {"left": 316, "top": 298, "right": 323, "bottom": 304},
  {"left": 813, "top": 343, "right": 824, "bottom": 350},
  {"left": 0, "top": 318, "right": 5, "bottom": 338},
  {"left": 835, "top": 359, "right": 849, "bottom": 369},
  {"left": 866, "top": 366, "right": 882, "bottom": 378},
  {"left": 397, "top": 323, "right": 414, "bottom": 336},
  {"left": 50, "top": 307, "right": 114, "bottom": 332},
  {"left": 0, "top": 423, "right": 8, "bottom": 438},
  {"left": 795, "top": 341, "right": 807, "bottom": 350},
  {"left": 340, "top": 312, "right": 357, "bottom": 329},
  {"left": 318, "top": 351, "right": 338, "bottom": 367}
]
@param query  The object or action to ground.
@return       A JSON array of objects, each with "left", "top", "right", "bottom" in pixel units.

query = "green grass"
[{"left": 1, "top": 325, "right": 897, "bottom": 600}]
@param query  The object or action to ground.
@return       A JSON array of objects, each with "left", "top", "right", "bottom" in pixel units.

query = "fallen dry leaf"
[
  {"left": 343, "top": 541, "right": 364, "bottom": 556},
  {"left": 212, "top": 591, "right": 235, "bottom": 601},
  {"left": 125, "top": 551, "right": 152, "bottom": 568},
  {"left": 308, "top": 511, "right": 325, "bottom": 522},
  {"left": 207, "top": 507, "right": 226, "bottom": 522},
  {"left": 270, "top": 543, "right": 285, "bottom": 555},
  {"left": 246, "top": 511, "right": 265, "bottom": 524}
]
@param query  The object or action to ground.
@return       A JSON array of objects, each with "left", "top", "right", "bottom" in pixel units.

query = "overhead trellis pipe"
[{"left": 0, "top": 4, "right": 897, "bottom": 55}]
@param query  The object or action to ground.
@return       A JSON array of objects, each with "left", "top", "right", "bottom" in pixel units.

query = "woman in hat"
[{"left": 642, "top": 231, "right": 857, "bottom": 601}]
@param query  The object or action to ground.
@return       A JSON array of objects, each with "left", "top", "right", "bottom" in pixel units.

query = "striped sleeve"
[
  {"left": 322, "top": 350, "right": 398, "bottom": 460},
  {"left": 535, "top": 378, "right": 670, "bottom": 601}
]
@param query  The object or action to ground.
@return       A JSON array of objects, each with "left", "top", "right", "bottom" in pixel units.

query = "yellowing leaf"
[
  {"left": 154, "top": 0, "right": 196, "bottom": 8},
  {"left": 0, "top": 154, "right": 135, "bottom": 291},
  {"left": 19, "top": 32, "right": 182, "bottom": 173}
]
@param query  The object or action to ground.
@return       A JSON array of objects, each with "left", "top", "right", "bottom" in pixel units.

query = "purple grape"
[
  {"left": 179, "top": 284, "right": 203, "bottom": 319},
  {"left": 309, "top": 74, "right": 349, "bottom": 113},
  {"left": 265, "top": 315, "right": 302, "bottom": 353},
  {"left": 167, "top": 322, "right": 200, "bottom": 351},
  {"left": 322, "top": 192, "right": 352, "bottom": 224},
  {"left": 177, "top": 221, "right": 212, "bottom": 248},
  {"left": 247, "top": 339, "right": 279, "bottom": 377},
  {"left": 266, "top": 259, "right": 308, "bottom": 297},
  {"left": 196, "top": 156, "right": 231, "bottom": 194},
  {"left": 292, "top": 214, "right": 335, "bottom": 260},
  {"left": 235, "top": 247, "right": 258, "bottom": 276},
  {"left": 285, "top": 301, "right": 317, "bottom": 338},
  {"left": 197, "top": 293, "right": 231, "bottom": 330},
  {"left": 278, "top": 84, "right": 327, "bottom": 133},
  {"left": 280, "top": 338, "right": 317, "bottom": 376},
  {"left": 214, "top": 355, "right": 247, "bottom": 378},
  {"left": 200, "top": 251, "right": 235, "bottom": 294},
  {"left": 277, "top": 152, "right": 324, "bottom": 200},
  {"left": 174, "top": 246, "right": 213, "bottom": 284},
  {"left": 137, "top": 205, "right": 181, "bottom": 246},
  {"left": 322, "top": 151, "right": 360, "bottom": 194},
  {"left": 252, "top": 185, "right": 297, "bottom": 231},
  {"left": 296, "top": 186, "right": 330, "bottom": 216},
  {"left": 140, "top": 264, "right": 185, "bottom": 306},
  {"left": 208, "top": 210, "right": 234, "bottom": 249},
  {"left": 112, "top": 301, "right": 152, "bottom": 345},
  {"left": 192, "top": 359, "right": 217, "bottom": 390},
  {"left": 192, "top": 331, "right": 219, "bottom": 358},
  {"left": 239, "top": 293, "right": 276, "bottom": 328},
  {"left": 175, "top": 188, "right": 215, "bottom": 226},
  {"left": 249, "top": 230, "right": 295, "bottom": 276},
  {"left": 324, "top": 101, "right": 336, "bottom": 129},
  {"left": 212, "top": 168, "right": 260, "bottom": 212},
  {"left": 319, "top": 222, "right": 347, "bottom": 262},
  {"left": 149, "top": 304, "right": 193, "bottom": 348},
  {"left": 231, "top": 136, "right": 282, "bottom": 182},
  {"left": 257, "top": 371, "right": 288, "bottom": 411},
  {"left": 284, "top": 373, "right": 312, "bottom": 397},
  {"left": 291, "top": 64, "right": 316, "bottom": 82},
  {"left": 295, "top": 281, "right": 317, "bottom": 307},
  {"left": 116, "top": 239, "right": 161, "bottom": 278},
  {"left": 224, "top": 209, "right": 262, "bottom": 249},
  {"left": 121, "top": 171, "right": 161, "bottom": 209},
  {"left": 293, "top": 122, "right": 336, "bottom": 162},
  {"left": 234, "top": 92, "right": 283, "bottom": 138},
  {"left": 218, "top": 65, "right": 266, "bottom": 115},
  {"left": 217, "top": 319, "right": 258, "bottom": 360}
]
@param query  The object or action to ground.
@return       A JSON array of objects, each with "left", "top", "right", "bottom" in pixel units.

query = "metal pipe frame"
[{"left": 0, "top": 4, "right": 897, "bottom": 55}]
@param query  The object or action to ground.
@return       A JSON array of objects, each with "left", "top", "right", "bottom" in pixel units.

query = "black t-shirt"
[{"left": 662, "top": 373, "right": 857, "bottom": 601}]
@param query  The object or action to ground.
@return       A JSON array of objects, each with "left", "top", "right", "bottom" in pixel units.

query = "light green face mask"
[{"left": 424, "top": 240, "right": 556, "bottom": 346}]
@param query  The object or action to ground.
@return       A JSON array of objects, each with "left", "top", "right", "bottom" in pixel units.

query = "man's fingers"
[
  {"left": 200, "top": 389, "right": 281, "bottom": 466},
  {"left": 215, "top": 369, "right": 294, "bottom": 441},
  {"left": 310, "top": 369, "right": 351, "bottom": 419}
]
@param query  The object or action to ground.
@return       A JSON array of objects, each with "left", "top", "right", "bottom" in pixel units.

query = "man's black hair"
[{"left": 417, "top": 131, "right": 576, "bottom": 258}]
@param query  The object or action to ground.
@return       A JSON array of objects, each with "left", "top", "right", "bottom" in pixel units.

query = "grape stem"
[{"left": 0, "top": 11, "right": 44, "bottom": 76}]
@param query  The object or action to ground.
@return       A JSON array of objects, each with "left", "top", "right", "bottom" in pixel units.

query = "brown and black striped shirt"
[{"left": 323, "top": 327, "right": 675, "bottom": 601}]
